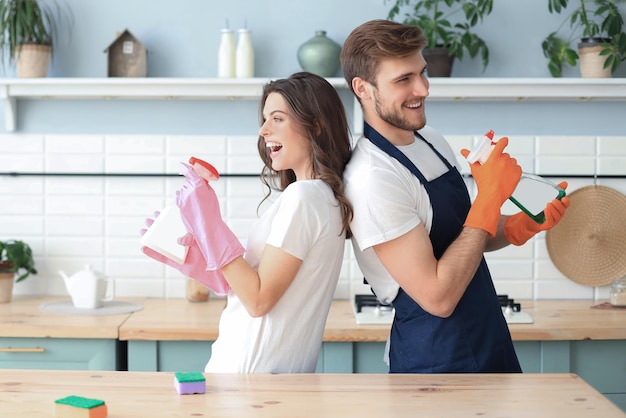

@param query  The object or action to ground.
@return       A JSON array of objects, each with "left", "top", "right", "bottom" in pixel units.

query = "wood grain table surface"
[{"left": 1, "top": 369, "right": 623, "bottom": 417}]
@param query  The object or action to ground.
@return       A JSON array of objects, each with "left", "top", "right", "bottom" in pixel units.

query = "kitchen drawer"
[{"left": 0, "top": 337, "right": 120, "bottom": 371}]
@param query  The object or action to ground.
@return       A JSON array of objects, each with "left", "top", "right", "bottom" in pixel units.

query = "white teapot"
[{"left": 59, "top": 265, "right": 114, "bottom": 309}]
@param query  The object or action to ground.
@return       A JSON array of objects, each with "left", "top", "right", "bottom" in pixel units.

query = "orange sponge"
[{"left": 54, "top": 395, "right": 108, "bottom": 418}]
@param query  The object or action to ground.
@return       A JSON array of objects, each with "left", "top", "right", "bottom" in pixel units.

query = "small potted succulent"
[
  {"left": 541, "top": 0, "right": 626, "bottom": 77},
  {"left": 385, "top": 0, "right": 493, "bottom": 76},
  {"left": 0, "top": 239, "right": 37, "bottom": 303}
]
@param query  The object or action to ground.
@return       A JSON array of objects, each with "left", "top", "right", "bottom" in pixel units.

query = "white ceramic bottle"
[
  {"left": 217, "top": 27, "right": 236, "bottom": 78},
  {"left": 236, "top": 28, "right": 254, "bottom": 78}
]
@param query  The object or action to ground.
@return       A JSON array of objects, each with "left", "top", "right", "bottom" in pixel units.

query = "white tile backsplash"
[
  {"left": 1, "top": 154, "right": 44, "bottom": 171},
  {"left": 0, "top": 134, "right": 44, "bottom": 152},
  {"left": 105, "top": 135, "right": 165, "bottom": 154},
  {"left": 537, "top": 136, "right": 596, "bottom": 155},
  {"left": 1, "top": 133, "right": 623, "bottom": 301},
  {"left": 46, "top": 134, "right": 104, "bottom": 153},
  {"left": 598, "top": 136, "right": 626, "bottom": 155}
]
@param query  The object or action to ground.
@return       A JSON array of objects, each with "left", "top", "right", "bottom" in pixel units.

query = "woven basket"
[{"left": 546, "top": 185, "right": 626, "bottom": 287}]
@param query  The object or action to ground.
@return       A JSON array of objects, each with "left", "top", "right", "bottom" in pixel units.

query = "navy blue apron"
[{"left": 365, "top": 123, "right": 521, "bottom": 373}]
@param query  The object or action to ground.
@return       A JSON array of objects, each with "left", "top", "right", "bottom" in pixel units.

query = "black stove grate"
[
  {"left": 498, "top": 294, "right": 521, "bottom": 312},
  {"left": 354, "top": 294, "right": 392, "bottom": 313},
  {"left": 355, "top": 293, "right": 522, "bottom": 312}
]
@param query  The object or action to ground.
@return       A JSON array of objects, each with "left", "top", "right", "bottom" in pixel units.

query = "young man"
[{"left": 340, "top": 20, "right": 570, "bottom": 373}]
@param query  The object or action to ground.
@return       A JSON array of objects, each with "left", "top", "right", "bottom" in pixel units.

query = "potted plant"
[
  {"left": 0, "top": 0, "right": 71, "bottom": 77},
  {"left": 385, "top": 0, "right": 493, "bottom": 76},
  {"left": 0, "top": 239, "right": 37, "bottom": 303},
  {"left": 542, "top": 0, "right": 626, "bottom": 77}
]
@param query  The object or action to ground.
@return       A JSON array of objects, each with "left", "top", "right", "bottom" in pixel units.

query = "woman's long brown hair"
[{"left": 257, "top": 72, "right": 353, "bottom": 237}]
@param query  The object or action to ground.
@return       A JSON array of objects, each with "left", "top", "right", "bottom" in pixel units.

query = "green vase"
[{"left": 297, "top": 30, "right": 341, "bottom": 77}]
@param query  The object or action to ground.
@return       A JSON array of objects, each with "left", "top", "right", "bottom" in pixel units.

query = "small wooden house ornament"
[{"left": 103, "top": 29, "right": 147, "bottom": 77}]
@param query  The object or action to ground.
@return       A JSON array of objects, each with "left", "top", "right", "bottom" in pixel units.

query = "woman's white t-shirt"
[{"left": 205, "top": 180, "right": 345, "bottom": 373}]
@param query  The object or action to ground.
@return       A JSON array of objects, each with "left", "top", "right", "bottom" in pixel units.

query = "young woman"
[{"left": 177, "top": 72, "right": 353, "bottom": 373}]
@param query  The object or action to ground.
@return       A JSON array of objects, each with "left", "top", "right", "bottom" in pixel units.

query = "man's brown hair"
[{"left": 340, "top": 19, "right": 428, "bottom": 95}]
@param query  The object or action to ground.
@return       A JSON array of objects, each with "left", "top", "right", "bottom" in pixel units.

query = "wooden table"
[{"left": 1, "top": 370, "right": 623, "bottom": 417}]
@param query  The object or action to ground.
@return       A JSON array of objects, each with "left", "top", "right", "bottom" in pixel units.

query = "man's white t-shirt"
[
  {"left": 344, "top": 125, "right": 461, "bottom": 305},
  {"left": 205, "top": 180, "right": 344, "bottom": 373}
]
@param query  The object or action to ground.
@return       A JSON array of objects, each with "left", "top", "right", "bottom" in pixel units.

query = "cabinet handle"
[{"left": 0, "top": 347, "right": 45, "bottom": 353}]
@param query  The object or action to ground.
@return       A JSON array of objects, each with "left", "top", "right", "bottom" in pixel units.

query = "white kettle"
[{"left": 59, "top": 265, "right": 114, "bottom": 309}]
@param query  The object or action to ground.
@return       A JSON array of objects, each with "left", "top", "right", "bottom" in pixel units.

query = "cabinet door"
[
  {"left": 0, "top": 337, "right": 119, "bottom": 371},
  {"left": 317, "top": 342, "right": 389, "bottom": 374},
  {"left": 127, "top": 341, "right": 213, "bottom": 372}
]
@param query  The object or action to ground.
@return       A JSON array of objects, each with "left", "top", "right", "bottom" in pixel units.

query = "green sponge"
[{"left": 54, "top": 395, "right": 108, "bottom": 417}]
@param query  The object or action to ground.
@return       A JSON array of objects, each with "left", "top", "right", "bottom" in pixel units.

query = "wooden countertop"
[
  {"left": 0, "top": 296, "right": 134, "bottom": 339},
  {"left": 119, "top": 297, "right": 226, "bottom": 341},
  {"left": 3, "top": 296, "right": 625, "bottom": 342},
  {"left": 1, "top": 370, "right": 622, "bottom": 417},
  {"left": 119, "top": 298, "right": 626, "bottom": 342},
  {"left": 325, "top": 299, "right": 626, "bottom": 342},
  {"left": 506, "top": 299, "right": 626, "bottom": 341}
]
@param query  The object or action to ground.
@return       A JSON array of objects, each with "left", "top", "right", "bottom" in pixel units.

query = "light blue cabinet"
[
  {"left": 126, "top": 340, "right": 213, "bottom": 372},
  {"left": 0, "top": 337, "right": 119, "bottom": 371}
]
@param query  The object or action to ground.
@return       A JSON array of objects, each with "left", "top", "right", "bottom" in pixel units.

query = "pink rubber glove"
[
  {"left": 140, "top": 213, "right": 230, "bottom": 295},
  {"left": 504, "top": 182, "right": 571, "bottom": 246},
  {"left": 175, "top": 163, "right": 245, "bottom": 271}
]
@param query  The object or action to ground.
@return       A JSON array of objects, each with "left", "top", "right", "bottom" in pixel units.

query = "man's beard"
[{"left": 373, "top": 89, "right": 426, "bottom": 132}]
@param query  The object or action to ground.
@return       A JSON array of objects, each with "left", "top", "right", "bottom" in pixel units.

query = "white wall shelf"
[{"left": 1, "top": 77, "right": 625, "bottom": 132}]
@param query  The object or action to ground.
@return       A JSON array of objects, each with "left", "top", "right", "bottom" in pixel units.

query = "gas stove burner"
[
  {"left": 353, "top": 294, "right": 395, "bottom": 325},
  {"left": 355, "top": 294, "right": 392, "bottom": 313},
  {"left": 497, "top": 294, "right": 534, "bottom": 324},
  {"left": 498, "top": 295, "right": 521, "bottom": 312}
]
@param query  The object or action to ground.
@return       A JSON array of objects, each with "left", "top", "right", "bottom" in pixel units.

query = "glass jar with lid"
[
  {"left": 186, "top": 278, "right": 210, "bottom": 303},
  {"left": 609, "top": 277, "right": 626, "bottom": 307}
]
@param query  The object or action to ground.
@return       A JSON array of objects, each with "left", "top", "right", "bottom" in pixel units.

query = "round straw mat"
[{"left": 546, "top": 185, "right": 626, "bottom": 287}]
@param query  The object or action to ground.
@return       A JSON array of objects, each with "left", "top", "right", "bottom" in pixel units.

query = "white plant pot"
[
  {"left": 578, "top": 38, "right": 612, "bottom": 79},
  {"left": 15, "top": 44, "right": 51, "bottom": 78},
  {"left": 0, "top": 273, "right": 15, "bottom": 303}
]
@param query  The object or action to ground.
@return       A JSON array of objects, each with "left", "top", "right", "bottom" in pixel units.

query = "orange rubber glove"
[
  {"left": 460, "top": 137, "right": 522, "bottom": 237},
  {"left": 503, "top": 181, "right": 571, "bottom": 246}
]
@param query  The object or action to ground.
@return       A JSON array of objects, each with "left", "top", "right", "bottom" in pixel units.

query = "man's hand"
[
  {"left": 504, "top": 182, "right": 571, "bottom": 246},
  {"left": 460, "top": 137, "right": 522, "bottom": 237}
]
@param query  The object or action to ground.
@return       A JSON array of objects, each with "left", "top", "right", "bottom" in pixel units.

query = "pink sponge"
[{"left": 174, "top": 372, "right": 206, "bottom": 395}]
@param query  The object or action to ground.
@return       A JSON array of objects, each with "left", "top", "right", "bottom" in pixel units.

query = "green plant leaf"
[
  {"left": 564, "top": 48, "right": 579, "bottom": 65},
  {"left": 383, "top": 0, "right": 493, "bottom": 70},
  {"left": 0, "top": 239, "right": 37, "bottom": 282}
]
